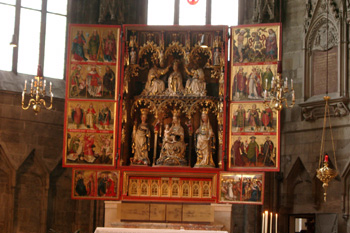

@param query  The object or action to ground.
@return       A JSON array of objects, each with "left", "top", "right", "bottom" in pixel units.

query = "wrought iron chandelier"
[{"left": 22, "top": 65, "right": 53, "bottom": 114}]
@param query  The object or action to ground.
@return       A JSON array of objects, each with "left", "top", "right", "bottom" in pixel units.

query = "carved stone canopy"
[
  {"left": 304, "top": 0, "right": 340, "bottom": 33},
  {"left": 311, "top": 21, "right": 338, "bottom": 50}
]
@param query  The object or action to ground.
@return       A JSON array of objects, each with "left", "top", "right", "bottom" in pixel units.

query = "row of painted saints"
[
  {"left": 131, "top": 108, "right": 215, "bottom": 167},
  {"left": 70, "top": 64, "right": 115, "bottom": 99},
  {"left": 232, "top": 104, "right": 275, "bottom": 132},
  {"left": 71, "top": 29, "right": 117, "bottom": 62},
  {"left": 232, "top": 66, "right": 275, "bottom": 101}
]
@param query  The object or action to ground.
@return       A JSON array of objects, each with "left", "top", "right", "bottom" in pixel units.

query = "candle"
[
  {"left": 324, "top": 154, "right": 329, "bottom": 162},
  {"left": 262, "top": 213, "right": 265, "bottom": 233},
  {"left": 270, "top": 212, "right": 272, "bottom": 233},
  {"left": 271, "top": 77, "right": 274, "bottom": 89},
  {"left": 44, "top": 80, "right": 46, "bottom": 89},
  {"left": 22, "top": 91, "right": 24, "bottom": 101},
  {"left": 291, "top": 79, "right": 294, "bottom": 89},
  {"left": 31, "top": 79, "right": 33, "bottom": 89},
  {"left": 265, "top": 211, "right": 268, "bottom": 233},
  {"left": 285, "top": 77, "right": 288, "bottom": 88},
  {"left": 292, "top": 90, "right": 295, "bottom": 101},
  {"left": 50, "top": 82, "right": 52, "bottom": 93},
  {"left": 24, "top": 80, "right": 27, "bottom": 91},
  {"left": 275, "top": 214, "right": 278, "bottom": 233}
]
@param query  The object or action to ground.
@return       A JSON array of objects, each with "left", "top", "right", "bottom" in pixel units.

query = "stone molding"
[{"left": 299, "top": 97, "right": 349, "bottom": 121}]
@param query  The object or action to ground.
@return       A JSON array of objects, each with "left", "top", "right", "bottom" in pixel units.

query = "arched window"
[
  {"left": 147, "top": 0, "right": 238, "bottom": 26},
  {"left": 0, "top": 0, "right": 68, "bottom": 79}
]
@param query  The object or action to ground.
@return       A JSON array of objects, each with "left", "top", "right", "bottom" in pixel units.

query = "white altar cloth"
[{"left": 95, "top": 227, "right": 228, "bottom": 233}]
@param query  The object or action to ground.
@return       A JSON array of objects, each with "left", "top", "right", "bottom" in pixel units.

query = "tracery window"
[
  {"left": 0, "top": 0, "right": 68, "bottom": 79},
  {"left": 147, "top": 0, "right": 238, "bottom": 26}
]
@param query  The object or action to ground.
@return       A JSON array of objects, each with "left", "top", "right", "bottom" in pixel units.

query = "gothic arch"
[
  {"left": 341, "top": 159, "right": 350, "bottom": 221},
  {"left": 285, "top": 157, "right": 312, "bottom": 211},
  {"left": 0, "top": 144, "right": 15, "bottom": 233},
  {"left": 13, "top": 149, "right": 49, "bottom": 233},
  {"left": 47, "top": 160, "right": 77, "bottom": 233}
]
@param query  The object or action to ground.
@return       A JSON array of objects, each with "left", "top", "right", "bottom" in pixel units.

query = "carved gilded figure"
[
  {"left": 142, "top": 62, "right": 170, "bottom": 95},
  {"left": 131, "top": 109, "right": 151, "bottom": 165},
  {"left": 166, "top": 61, "right": 184, "bottom": 96},
  {"left": 194, "top": 109, "right": 215, "bottom": 168},
  {"left": 185, "top": 67, "right": 206, "bottom": 96},
  {"left": 156, "top": 110, "right": 187, "bottom": 166}
]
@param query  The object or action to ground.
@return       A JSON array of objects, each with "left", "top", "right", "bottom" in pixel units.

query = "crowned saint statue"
[
  {"left": 156, "top": 109, "right": 187, "bottom": 166},
  {"left": 194, "top": 109, "right": 215, "bottom": 168},
  {"left": 131, "top": 108, "right": 151, "bottom": 165}
]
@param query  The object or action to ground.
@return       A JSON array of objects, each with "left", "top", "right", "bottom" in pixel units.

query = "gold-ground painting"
[
  {"left": 72, "top": 169, "right": 119, "bottom": 199},
  {"left": 219, "top": 172, "right": 264, "bottom": 205},
  {"left": 230, "top": 64, "right": 277, "bottom": 101},
  {"left": 231, "top": 23, "right": 281, "bottom": 64},
  {"left": 228, "top": 102, "right": 279, "bottom": 171}
]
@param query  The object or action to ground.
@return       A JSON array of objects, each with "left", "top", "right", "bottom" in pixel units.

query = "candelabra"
[
  {"left": 22, "top": 65, "right": 53, "bottom": 114},
  {"left": 263, "top": 61, "right": 295, "bottom": 111}
]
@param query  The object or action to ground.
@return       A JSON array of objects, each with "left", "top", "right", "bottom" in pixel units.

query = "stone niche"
[{"left": 301, "top": 0, "right": 348, "bottom": 121}]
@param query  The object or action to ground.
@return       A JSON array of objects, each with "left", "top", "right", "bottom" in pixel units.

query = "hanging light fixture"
[
  {"left": 263, "top": 61, "right": 295, "bottom": 111},
  {"left": 22, "top": 65, "right": 53, "bottom": 114},
  {"left": 316, "top": 0, "right": 338, "bottom": 202},
  {"left": 187, "top": 0, "right": 199, "bottom": 5},
  {"left": 9, "top": 34, "right": 18, "bottom": 47}
]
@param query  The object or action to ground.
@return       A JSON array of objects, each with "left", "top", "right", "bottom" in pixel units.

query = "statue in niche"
[
  {"left": 98, "top": 0, "right": 124, "bottom": 23},
  {"left": 130, "top": 47, "right": 137, "bottom": 65},
  {"left": 156, "top": 110, "right": 187, "bottom": 166},
  {"left": 185, "top": 66, "right": 207, "bottom": 96},
  {"left": 142, "top": 61, "right": 170, "bottom": 96},
  {"left": 166, "top": 60, "right": 184, "bottom": 96},
  {"left": 131, "top": 108, "right": 151, "bottom": 165},
  {"left": 194, "top": 109, "right": 215, "bottom": 168},
  {"left": 213, "top": 48, "right": 221, "bottom": 66}
]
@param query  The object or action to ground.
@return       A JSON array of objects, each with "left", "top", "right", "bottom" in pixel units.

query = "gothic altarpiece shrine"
[{"left": 62, "top": 23, "right": 281, "bottom": 229}]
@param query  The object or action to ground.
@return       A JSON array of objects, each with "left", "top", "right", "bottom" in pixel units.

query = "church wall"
[{"left": 279, "top": 0, "right": 349, "bottom": 232}]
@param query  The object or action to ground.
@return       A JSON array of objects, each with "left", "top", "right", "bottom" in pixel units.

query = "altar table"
[{"left": 94, "top": 227, "right": 228, "bottom": 233}]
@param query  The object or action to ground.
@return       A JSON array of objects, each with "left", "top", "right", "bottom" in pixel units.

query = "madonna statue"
[
  {"left": 131, "top": 108, "right": 151, "bottom": 165},
  {"left": 156, "top": 109, "right": 187, "bottom": 166},
  {"left": 194, "top": 109, "right": 215, "bottom": 168}
]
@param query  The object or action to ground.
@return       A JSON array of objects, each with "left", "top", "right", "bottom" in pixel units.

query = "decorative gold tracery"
[{"left": 165, "top": 41, "right": 186, "bottom": 59}]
